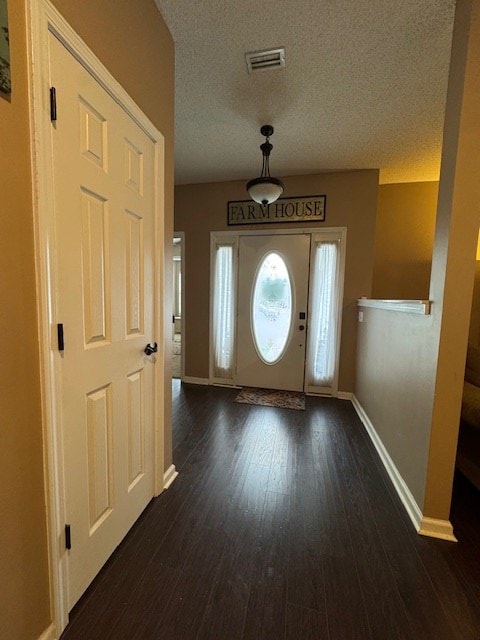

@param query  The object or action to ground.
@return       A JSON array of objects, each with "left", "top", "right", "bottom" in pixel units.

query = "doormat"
[{"left": 235, "top": 387, "right": 305, "bottom": 411}]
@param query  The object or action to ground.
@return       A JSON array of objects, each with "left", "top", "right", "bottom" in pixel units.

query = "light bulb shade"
[{"left": 246, "top": 177, "right": 284, "bottom": 205}]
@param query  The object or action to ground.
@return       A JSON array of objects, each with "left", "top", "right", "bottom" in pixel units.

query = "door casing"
[
  {"left": 27, "top": 0, "right": 166, "bottom": 634},
  {"left": 209, "top": 228, "right": 347, "bottom": 394},
  {"left": 173, "top": 231, "right": 185, "bottom": 381}
]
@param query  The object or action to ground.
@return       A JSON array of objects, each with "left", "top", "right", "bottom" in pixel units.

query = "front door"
[
  {"left": 236, "top": 234, "right": 311, "bottom": 392},
  {"left": 50, "top": 33, "right": 157, "bottom": 609}
]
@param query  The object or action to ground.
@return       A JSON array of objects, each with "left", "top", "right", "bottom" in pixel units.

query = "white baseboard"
[
  {"left": 182, "top": 376, "right": 209, "bottom": 385},
  {"left": 351, "top": 395, "right": 457, "bottom": 542},
  {"left": 213, "top": 382, "right": 241, "bottom": 389},
  {"left": 304, "top": 390, "right": 352, "bottom": 399},
  {"left": 418, "top": 517, "right": 457, "bottom": 542},
  {"left": 37, "top": 623, "right": 56, "bottom": 640},
  {"left": 337, "top": 390, "right": 353, "bottom": 400},
  {"left": 163, "top": 464, "right": 178, "bottom": 490},
  {"left": 351, "top": 394, "right": 423, "bottom": 531}
]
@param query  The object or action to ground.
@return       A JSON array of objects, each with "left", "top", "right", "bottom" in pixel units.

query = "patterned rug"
[{"left": 235, "top": 387, "right": 305, "bottom": 410}]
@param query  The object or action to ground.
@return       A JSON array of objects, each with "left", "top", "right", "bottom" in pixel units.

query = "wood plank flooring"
[{"left": 61, "top": 381, "right": 480, "bottom": 639}]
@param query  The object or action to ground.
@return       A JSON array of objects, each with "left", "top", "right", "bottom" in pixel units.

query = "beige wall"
[
  {"left": 356, "top": 309, "right": 437, "bottom": 507},
  {"left": 423, "top": 0, "right": 480, "bottom": 519},
  {"left": 175, "top": 169, "right": 379, "bottom": 391},
  {"left": 356, "top": 0, "right": 480, "bottom": 522},
  {"left": 0, "top": 2, "right": 174, "bottom": 638},
  {"left": 373, "top": 182, "right": 438, "bottom": 299},
  {"left": 0, "top": 3, "right": 50, "bottom": 639}
]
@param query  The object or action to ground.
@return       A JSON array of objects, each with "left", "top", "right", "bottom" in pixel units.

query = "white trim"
[
  {"left": 183, "top": 376, "right": 210, "bottom": 385},
  {"left": 357, "top": 298, "right": 431, "bottom": 315},
  {"left": 153, "top": 132, "right": 166, "bottom": 497},
  {"left": 28, "top": 0, "right": 69, "bottom": 629},
  {"left": 27, "top": 0, "right": 166, "bottom": 633},
  {"left": 213, "top": 382, "right": 242, "bottom": 389},
  {"left": 337, "top": 391, "right": 353, "bottom": 400},
  {"left": 173, "top": 232, "right": 185, "bottom": 381},
  {"left": 37, "top": 623, "right": 56, "bottom": 640},
  {"left": 211, "top": 227, "right": 347, "bottom": 393},
  {"left": 351, "top": 395, "right": 423, "bottom": 531},
  {"left": 351, "top": 395, "right": 457, "bottom": 541},
  {"left": 307, "top": 390, "right": 352, "bottom": 399},
  {"left": 418, "top": 517, "right": 457, "bottom": 542},
  {"left": 163, "top": 464, "right": 178, "bottom": 490}
]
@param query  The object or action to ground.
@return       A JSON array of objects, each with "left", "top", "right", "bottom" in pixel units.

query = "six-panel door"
[{"left": 50, "top": 33, "right": 157, "bottom": 609}]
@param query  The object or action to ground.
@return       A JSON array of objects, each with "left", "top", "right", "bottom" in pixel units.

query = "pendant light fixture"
[{"left": 246, "top": 125, "right": 284, "bottom": 206}]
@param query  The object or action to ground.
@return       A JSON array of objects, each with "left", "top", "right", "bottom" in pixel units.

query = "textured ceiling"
[{"left": 154, "top": 0, "right": 456, "bottom": 185}]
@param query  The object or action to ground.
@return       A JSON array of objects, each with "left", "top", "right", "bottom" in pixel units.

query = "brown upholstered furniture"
[{"left": 457, "top": 345, "right": 480, "bottom": 490}]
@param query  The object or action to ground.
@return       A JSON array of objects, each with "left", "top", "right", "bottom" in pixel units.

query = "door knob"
[
  {"left": 144, "top": 342, "right": 158, "bottom": 355},
  {"left": 299, "top": 324, "right": 305, "bottom": 331}
]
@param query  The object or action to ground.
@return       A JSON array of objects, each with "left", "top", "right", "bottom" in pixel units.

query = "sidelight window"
[
  {"left": 306, "top": 240, "right": 340, "bottom": 388},
  {"left": 212, "top": 243, "right": 235, "bottom": 379}
]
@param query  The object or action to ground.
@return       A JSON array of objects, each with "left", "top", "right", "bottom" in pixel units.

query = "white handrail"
[{"left": 357, "top": 298, "right": 431, "bottom": 315}]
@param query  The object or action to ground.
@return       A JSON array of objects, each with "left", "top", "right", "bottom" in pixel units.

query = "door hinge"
[
  {"left": 57, "top": 323, "right": 64, "bottom": 351},
  {"left": 50, "top": 86, "right": 57, "bottom": 122},
  {"left": 65, "top": 524, "right": 71, "bottom": 550}
]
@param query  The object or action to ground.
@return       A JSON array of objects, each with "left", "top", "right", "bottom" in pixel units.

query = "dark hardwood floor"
[{"left": 62, "top": 381, "right": 480, "bottom": 639}]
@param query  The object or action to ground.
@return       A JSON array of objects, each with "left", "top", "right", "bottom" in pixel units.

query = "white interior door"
[
  {"left": 49, "top": 33, "right": 157, "bottom": 609},
  {"left": 236, "top": 234, "right": 310, "bottom": 392}
]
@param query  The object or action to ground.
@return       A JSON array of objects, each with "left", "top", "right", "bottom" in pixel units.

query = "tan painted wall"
[
  {"left": 423, "top": 0, "right": 480, "bottom": 519},
  {"left": 356, "top": 308, "right": 437, "bottom": 506},
  {"left": 373, "top": 182, "right": 438, "bottom": 299},
  {"left": 0, "top": 1, "right": 174, "bottom": 638},
  {"left": 175, "top": 169, "right": 379, "bottom": 391},
  {"left": 0, "top": 3, "right": 50, "bottom": 639},
  {"left": 356, "top": 0, "right": 480, "bottom": 522}
]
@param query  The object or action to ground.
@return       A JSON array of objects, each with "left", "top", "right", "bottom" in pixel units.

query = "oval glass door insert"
[{"left": 252, "top": 252, "right": 293, "bottom": 364}]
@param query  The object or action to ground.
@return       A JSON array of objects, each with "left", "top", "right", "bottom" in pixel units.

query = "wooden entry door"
[
  {"left": 236, "top": 234, "right": 311, "bottom": 392},
  {"left": 49, "top": 32, "right": 157, "bottom": 609}
]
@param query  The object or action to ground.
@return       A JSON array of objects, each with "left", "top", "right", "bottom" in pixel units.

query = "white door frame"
[
  {"left": 173, "top": 231, "right": 185, "bottom": 380},
  {"left": 209, "top": 227, "right": 346, "bottom": 394},
  {"left": 26, "top": 1, "right": 166, "bottom": 634}
]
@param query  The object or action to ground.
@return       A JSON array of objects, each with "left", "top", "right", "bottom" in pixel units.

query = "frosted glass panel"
[
  {"left": 213, "top": 245, "right": 234, "bottom": 378},
  {"left": 252, "top": 252, "right": 292, "bottom": 364},
  {"left": 306, "top": 241, "right": 338, "bottom": 387}
]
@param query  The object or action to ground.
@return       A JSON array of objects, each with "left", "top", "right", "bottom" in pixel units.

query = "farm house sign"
[{"left": 227, "top": 195, "right": 326, "bottom": 226}]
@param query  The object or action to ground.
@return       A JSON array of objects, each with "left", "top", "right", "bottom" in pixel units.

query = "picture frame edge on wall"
[{"left": 0, "top": 0, "right": 11, "bottom": 96}]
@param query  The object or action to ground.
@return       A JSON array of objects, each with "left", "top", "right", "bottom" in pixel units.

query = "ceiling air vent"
[{"left": 245, "top": 48, "right": 285, "bottom": 74}]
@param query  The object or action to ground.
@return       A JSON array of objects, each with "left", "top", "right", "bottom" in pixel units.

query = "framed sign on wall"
[{"left": 228, "top": 195, "right": 326, "bottom": 226}]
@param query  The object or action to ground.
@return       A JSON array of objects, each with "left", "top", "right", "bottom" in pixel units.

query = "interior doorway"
[
  {"left": 28, "top": 4, "right": 166, "bottom": 632},
  {"left": 50, "top": 30, "right": 160, "bottom": 611},
  {"left": 173, "top": 233, "right": 184, "bottom": 379}
]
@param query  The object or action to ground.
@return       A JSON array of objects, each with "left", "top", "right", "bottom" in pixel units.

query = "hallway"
[{"left": 62, "top": 381, "right": 480, "bottom": 639}]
